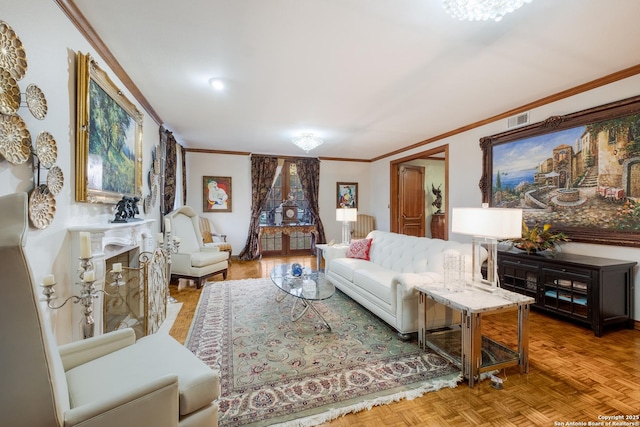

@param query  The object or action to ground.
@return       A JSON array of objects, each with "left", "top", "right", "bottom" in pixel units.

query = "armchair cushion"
[
  {"left": 191, "top": 250, "right": 227, "bottom": 268},
  {"left": 66, "top": 333, "right": 220, "bottom": 416}
]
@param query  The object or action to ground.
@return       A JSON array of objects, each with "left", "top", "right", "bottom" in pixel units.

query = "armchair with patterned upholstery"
[
  {"left": 165, "top": 206, "right": 228, "bottom": 288},
  {"left": 351, "top": 213, "right": 376, "bottom": 240},
  {"left": 0, "top": 192, "right": 220, "bottom": 427},
  {"left": 199, "top": 216, "right": 232, "bottom": 264}
]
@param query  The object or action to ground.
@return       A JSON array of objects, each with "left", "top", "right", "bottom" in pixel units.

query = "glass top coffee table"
[{"left": 270, "top": 264, "right": 335, "bottom": 331}]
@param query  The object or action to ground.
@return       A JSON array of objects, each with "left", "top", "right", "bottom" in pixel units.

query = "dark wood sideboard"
[{"left": 496, "top": 249, "right": 636, "bottom": 337}]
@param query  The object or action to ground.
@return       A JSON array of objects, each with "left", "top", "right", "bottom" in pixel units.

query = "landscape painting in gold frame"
[{"left": 75, "top": 52, "right": 143, "bottom": 204}]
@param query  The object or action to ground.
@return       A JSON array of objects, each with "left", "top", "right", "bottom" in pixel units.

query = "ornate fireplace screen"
[{"left": 104, "top": 248, "right": 169, "bottom": 338}]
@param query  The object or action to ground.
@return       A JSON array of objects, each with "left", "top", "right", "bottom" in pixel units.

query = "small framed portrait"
[
  {"left": 337, "top": 182, "right": 358, "bottom": 208},
  {"left": 203, "top": 176, "right": 232, "bottom": 212}
]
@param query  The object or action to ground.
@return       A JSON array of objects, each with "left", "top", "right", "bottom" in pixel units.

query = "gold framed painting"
[{"left": 75, "top": 52, "right": 143, "bottom": 203}]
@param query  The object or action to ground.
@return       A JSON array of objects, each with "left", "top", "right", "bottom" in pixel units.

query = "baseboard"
[{"left": 635, "top": 320, "right": 640, "bottom": 331}]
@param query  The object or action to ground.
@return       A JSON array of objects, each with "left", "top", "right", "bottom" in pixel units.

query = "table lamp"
[
  {"left": 452, "top": 204, "right": 522, "bottom": 290},
  {"left": 336, "top": 207, "right": 357, "bottom": 244}
]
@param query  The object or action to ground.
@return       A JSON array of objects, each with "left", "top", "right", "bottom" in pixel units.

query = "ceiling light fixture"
[
  {"left": 442, "top": 0, "right": 534, "bottom": 22},
  {"left": 208, "top": 78, "right": 225, "bottom": 91},
  {"left": 291, "top": 133, "right": 324, "bottom": 153}
]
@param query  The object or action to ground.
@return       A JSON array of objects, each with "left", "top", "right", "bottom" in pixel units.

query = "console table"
[
  {"left": 496, "top": 249, "right": 636, "bottom": 336},
  {"left": 258, "top": 224, "right": 319, "bottom": 256},
  {"left": 417, "top": 284, "right": 535, "bottom": 388}
]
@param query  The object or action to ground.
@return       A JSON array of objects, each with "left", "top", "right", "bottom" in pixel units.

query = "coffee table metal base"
[{"left": 275, "top": 291, "right": 332, "bottom": 331}]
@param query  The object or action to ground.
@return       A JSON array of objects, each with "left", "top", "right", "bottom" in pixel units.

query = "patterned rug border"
[{"left": 185, "top": 278, "right": 462, "bottom": 427}]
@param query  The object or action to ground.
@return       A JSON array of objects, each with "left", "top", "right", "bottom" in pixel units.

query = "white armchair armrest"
[
  {"left": 171, "top": 252, "right": 194, "bottom": 273},
  {"left": 64, "top": 375, "right": 179, "bottom": 427},
  {"left": 59, "top": 328, "right": 136, "bottom": 371},
  {"left": 201, "top": 245, "right": 221, "bottom": 252}
]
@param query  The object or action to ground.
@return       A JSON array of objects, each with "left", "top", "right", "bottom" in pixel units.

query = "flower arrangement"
[{"left": 507, "top": 221, "right": 569, "bottom": 254}]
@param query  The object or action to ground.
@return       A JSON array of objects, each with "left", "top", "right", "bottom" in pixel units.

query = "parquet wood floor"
[{"left": 169, "top": 255, "right": 640, "bottom": 427}]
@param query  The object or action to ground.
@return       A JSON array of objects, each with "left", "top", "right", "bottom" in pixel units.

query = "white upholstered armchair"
[
  {"left": 0, "top": 192, "right": 220, "bottom": 427},
  {"left": 165, "top": 206, "right": 229, "bottom": 288}
]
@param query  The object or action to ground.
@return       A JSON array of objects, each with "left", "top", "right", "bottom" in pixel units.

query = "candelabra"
[
  {"left": 161, "top": 230, "right": 180, "bottom": 255},
  {"left": 42, "top": 256, "right": 105, "bottom": 339},
  {"left": 160, "top": 230, "right": 180, "bottom": 304},
  {"left": 41, "top": 254, "right": 129, "bottom": 339}
]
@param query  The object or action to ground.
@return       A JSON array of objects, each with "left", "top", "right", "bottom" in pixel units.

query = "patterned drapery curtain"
[
  {"left": 295, "top": 157, "right": 326, "bottom": 245},
  {"left": 161, "top": 127, "right": 177, "bottom": 218},
  {"left": 238, "top": 155, "right": 279, "bottom": 260},
  {"left": 180, "top": 144, "right": 187, "bottom": 205}
]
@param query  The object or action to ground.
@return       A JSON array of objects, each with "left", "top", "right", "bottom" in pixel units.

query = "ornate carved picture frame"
[
  {"left": 75, "top": 52, "right": 143, "bottom": 204},
  {"left": 480, "top": 94, "right": 640, "bottom": 247}
]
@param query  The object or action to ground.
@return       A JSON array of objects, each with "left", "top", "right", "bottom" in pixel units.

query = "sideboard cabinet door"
[{"left": 496, "top": 250, "right": 635, "bottom": 337}]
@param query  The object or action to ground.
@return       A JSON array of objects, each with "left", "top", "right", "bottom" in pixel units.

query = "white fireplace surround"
[{"left": 68, "top": 219, "right": 156, "bottom": 341}]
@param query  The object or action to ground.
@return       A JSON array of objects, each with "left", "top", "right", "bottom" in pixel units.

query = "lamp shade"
[
  {"left": 452, "top": 207, "right": 522, "bottom": 239},
  {"left": 336, "top": 208, "right": 357, "bottom": 222}
]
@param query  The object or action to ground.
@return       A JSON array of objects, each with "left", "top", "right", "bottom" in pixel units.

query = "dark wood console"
[{"left": 496, "top": 249, "right": 636, "bottom": 336}]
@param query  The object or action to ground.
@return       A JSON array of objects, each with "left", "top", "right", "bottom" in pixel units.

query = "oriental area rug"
[{"left": 185, "top": 278, "right": 461, "bottom": 427}]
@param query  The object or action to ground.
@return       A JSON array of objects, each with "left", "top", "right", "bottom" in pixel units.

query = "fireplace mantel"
[{"left": 68, "top": 219, "right": 156, "bottom": 341}]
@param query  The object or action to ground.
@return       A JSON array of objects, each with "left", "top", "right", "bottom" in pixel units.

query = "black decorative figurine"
[
  {"left": 431, "top": 184, "right": 443, "bottom": 214},
  {"left": 112, "top": 196, "right": 142, "bottom": 223}
]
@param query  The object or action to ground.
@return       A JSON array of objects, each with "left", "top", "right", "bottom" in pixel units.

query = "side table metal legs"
[
  {"left": 518, "top": 304, "right": 530, "bottom": 374},
  {"left": 462, "top": 311, "right": 482, "bottom": 388}
]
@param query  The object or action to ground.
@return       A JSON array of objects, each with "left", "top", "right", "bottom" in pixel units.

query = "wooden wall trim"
[
  {"left": 184, "top": 148, "right": 372, "bottom": 163},
  {"left": 55, "top": 0, "right": 163, "bottom": 126},
  {"left": 54, "top": 1, "right": 640, "bottom": 162},
  {"left": 372, "top": 63, "right": 640, "bottom": 162}
]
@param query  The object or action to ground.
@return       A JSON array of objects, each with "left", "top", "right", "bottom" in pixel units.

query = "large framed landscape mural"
[{"left": 480, "top": 94, "right": 640, "bottom": 247}]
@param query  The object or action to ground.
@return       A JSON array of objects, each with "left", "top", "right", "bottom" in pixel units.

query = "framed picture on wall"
[
  {"left": 337, "top": 182, "right": 358, "bottom": 208},
  {"left": 480, "top": 93, "right": 640, "bottom": 247},
  {"left": 75, "top": 52, "right": 143, "bottom": 204},
  {"left": 203, "top": 176, "right": 232, "bottom": 212}
]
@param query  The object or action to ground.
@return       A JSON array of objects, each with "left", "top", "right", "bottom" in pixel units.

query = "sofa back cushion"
[{"left": 366, "top": 230, "right": 480, "bottom": 276}]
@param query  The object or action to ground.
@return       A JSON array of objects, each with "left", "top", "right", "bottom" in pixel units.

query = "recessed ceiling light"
[{"left": 209, "top": 78, "right": 225, "bottom": 91}]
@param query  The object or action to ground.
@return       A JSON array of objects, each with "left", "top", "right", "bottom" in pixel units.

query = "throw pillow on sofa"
[{"left": 346, "top": 238, "right": 373, "bottom": 260}]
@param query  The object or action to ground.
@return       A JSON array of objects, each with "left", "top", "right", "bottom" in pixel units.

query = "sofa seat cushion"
[
  {"left": 190, "top": 250, "right": 227, "bottom": 268},
  {"left": 330, "top": 258, "right": 372, "bottom": 282},
  {"left": 66, "top": 333, "right": 220, "bottom": 416},
  {"left": 352, "top": 265, "right": 397, "bottom": 308}
]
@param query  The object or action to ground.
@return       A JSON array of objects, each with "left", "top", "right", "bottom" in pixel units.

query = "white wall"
[
  {"left": 184, "top": 153, "right": 372, "bottom": 251},
  {"left": 371, "top": 74, "right": 640, "bottom": 321},
  {"left": 1, "top": 3, "right": 162, "bottom": 343}
]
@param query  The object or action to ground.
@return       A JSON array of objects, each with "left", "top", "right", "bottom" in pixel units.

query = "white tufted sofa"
[{"left": 324, "top": 230, "right": 484, "bottom": 337}]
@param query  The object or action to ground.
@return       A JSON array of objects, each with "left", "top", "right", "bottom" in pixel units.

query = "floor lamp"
[
  {"left": 336, "top": 207, "right": 357, "bottom": 244},
  {"left": 452, "top": 204, "right": 522, "bottom": 290}
]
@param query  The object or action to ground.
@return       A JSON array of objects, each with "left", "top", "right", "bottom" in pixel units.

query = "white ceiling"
[{"left": 70, "top": 0, "right": 640, "bottom": 160}]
